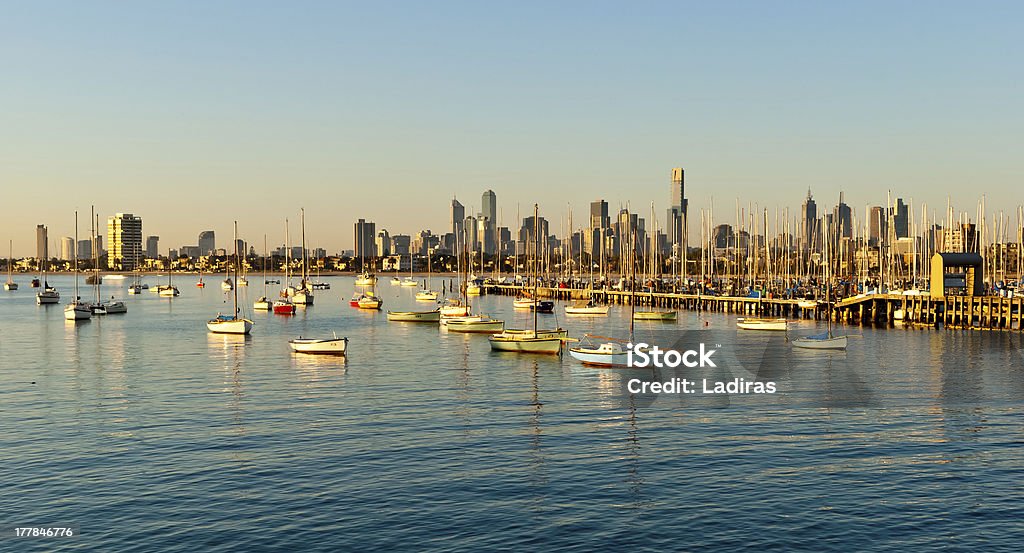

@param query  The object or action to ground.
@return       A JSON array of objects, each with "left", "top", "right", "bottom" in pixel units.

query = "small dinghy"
[{"left": 289, "top": 333, "right": 348, "bottom": 355}]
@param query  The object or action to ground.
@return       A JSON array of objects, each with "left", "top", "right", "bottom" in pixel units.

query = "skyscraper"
[
  {"left": 60, "top": 236, "right": 75, "bottom": 261},
  {"left": 451, "top": 198, "right": 465, "bottom": 239},
  {"left": 107, "top": 213, "right": 143, "bottom": 270},
  {"left": 668, "top": 168, "right": 688, "bottom": 256},
  {"left": 77, "top": 239, "right": 91, "bottom": 260},
  {"left": 892, "top": 198, "right": 909, "bottom": 239},
  {"left": 481, "top": 190, "right": 497, "bottom": 254},
  {"left": 146, "top": 236, "right": 160, "bottom": 258},
  {"left": 589, "top": 199, "right": 609, "bottom": 259},
  {"left": 478, "top": 217, "right": 495, "bottom": 254},
  {"left": 36, "top": 224, "right": 48, "bottom": 262},
  {"left": 801, "top": 190, "right": 818, "bottom": 251},
  {"left": 464, "top": 216, "right": 478, "bottom": 252},
  {"left": 354, "top": 219, "right": 376, "bottom": 261},
  {"left": 834, "top": 192, "right": 852, "bottom": 239},
  {"left": 481, "top": 190, "right": 496, "bottom": 226},
  {"left": 868, "top": 206, "right": 886, "bottom": 247},
  {"left": 198, "top": 230, "right": 215, "bottom": 256},
  {"left": 376, "top": 229, "right": 391, "bottom": 257}
]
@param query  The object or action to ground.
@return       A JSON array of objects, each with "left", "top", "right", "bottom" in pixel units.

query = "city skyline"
[{"left": 2, "top": 2, "right": 1021, "bottom": 255}]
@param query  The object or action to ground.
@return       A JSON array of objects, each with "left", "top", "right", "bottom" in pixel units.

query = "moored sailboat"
[
  {"left": 254, "top": 235, "right": 272, "bottom": 311},
  {"left": 64, "top": 211, "right": 92, "bottom": 321},
  {"left": 490, "top": 205, "right": 563, "bottom": 355},
  {"left": 792, "top": 218, "right": 848, "bottom": 351},
  {"left": 207, "top": 222, "right": 254, "bottom": 335},
  {"left": 565, "top": 300, "right": 609, "bottom": 315},
  {"left": 386, "top": 309, "right": 441, "bottom": 322},
  {"left": 4, "top": 241, "right": 17, "bottom": 291},
  {"left": 737, "top": 317, "right": 787, "bottom": 331}
]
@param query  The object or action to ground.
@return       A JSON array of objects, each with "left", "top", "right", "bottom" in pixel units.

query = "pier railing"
[{"left": 483, "top": 285, "right": 1024, "bottom": 331}]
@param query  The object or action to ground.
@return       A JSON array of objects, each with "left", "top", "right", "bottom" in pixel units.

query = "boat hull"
[
  {"left": 36, "top": 291, "right": 60, "bottom": 304},
  {"left": 207, "top": 318, "right": 254, "bottom": 334},
  {"left": 793, "top": 336, "right": 848, "bottom": 350},
  {"left": 273, "top": 302, "right": 296, "bottom": 315},
  {"left": 446, "top": 319, "right": 504, "bottom": 333},
  {"left": 503, "top": 328, "right": 568, "bottom": 339},
  {"left": 102, "top": 301, "right": 128, "bottom": 314},
  {"left": 737, "top": 319, "right": 787, "bottom": 331},
  {"left": 158, "top": 286, "right": 179, "bottom": 297},
  {"left": 290, "top": 290, "right": 314, "bottom": 305},
  {"left": 633, "top": 311, "right": 677, "bottom": 321},
  {"left": 565, "top": 305, "right": 609, "bottom": 315},
  {"left": 4, "top": 283, "right": 18, "bottom": 291},
  {"left": 387, "top": 310, "right": 441, "bottom": 322},
  {"left": 415, "top": 291, "right": 438, "bottom": 301},
  {"left": 357, "top": 298, "right": 383, "bottom": 310},
  {"left": 354, "top": 275, "right": 377, "bottom": 286},
  {"left": 64, "top": 303, "right": 92, "bottom": 320},
  {"left": 568, "top": 348, "right": 629, "bottom": 366},
  {"left": 440, "top": 305, "right": 470, "bottom": 317},
  {"left": 254, "top": 298, "right": 272, "bottom": 311},
  {"left": 489, "top": 333, "right": 563, "bottom": 354},
  {"left": 289, "top": 337, "right": 348, "bottom": 355}
]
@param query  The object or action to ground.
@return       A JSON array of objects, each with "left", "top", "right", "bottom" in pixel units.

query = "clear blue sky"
[{"left": 2, "top": 1, "right": 1021, "bottom": 255}]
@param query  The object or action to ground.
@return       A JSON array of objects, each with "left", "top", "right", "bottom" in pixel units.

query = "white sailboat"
[
  {"left": 793, "top": 217, "right": 848, "bottom": 351},
  {"left": 290, "top": 208, "right": 314, "bottom": 305},
  {"left": 4, "top": 240, "right": 18, "bottom": 290},
  {"left": 208, "top": 221, "right": 254, "bottom": 335},
  {"left": 564, "top": 300, "right": 609, "bottom": 315},
  {"left": 354, "top": 234, "right": 376, "bottom": 286},
  {"left": 490, "top": 204, "right": 563, "bottom": 354},
  {"left": 64, "top": 211, "right": 92, "bottom": 321},
  {"left": 416, "top": 249, "right": 438, "bottom": 300},
  {"left": 570, "top": 209, "right": 637, "bottom": 366},
  {"left": 158, "top": 260, "right": 180, "bottom": 297},
  {"left": 127, "top": 248, "right": 145, "bottom": 295},
  {"left": 87, "top": 207, "right": 126, "bottom": 315},
  {"left": 254, "top": 234, "right": 272, "bottom": 311},
  {"left": 36, "top": 253, "right": 60, "bottom": 305},
  {"left": 568, "top": 339, "right": 629, "bottom": 366}
]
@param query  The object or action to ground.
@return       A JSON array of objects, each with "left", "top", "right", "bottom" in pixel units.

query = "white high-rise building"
[
  {"left": 60, "top": 236, "right": 75, "bottom": 261},
  {"left": 107, "top": 213, "right": 143, "bottom": 270}
]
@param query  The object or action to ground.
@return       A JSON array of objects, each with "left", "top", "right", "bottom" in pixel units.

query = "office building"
[
  {"left": 198, "top": 230, "right": 215, "bottom": 256},
  {"left": 146, "top": 236, "right": 159, "bottom": 258},
  {"left": 354, "top": 219, "right": 376, "bottom": 261},
  {"left": 107, "top": 213, "right": 143, "bottom": 270},
  {"left": 36, "top": 224, "right": 48, "bottom": 262}
]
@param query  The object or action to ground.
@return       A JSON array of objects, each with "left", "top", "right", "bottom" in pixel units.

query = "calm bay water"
[{"left": 1, "top": 275, "right": 1022, "bottom": 551}]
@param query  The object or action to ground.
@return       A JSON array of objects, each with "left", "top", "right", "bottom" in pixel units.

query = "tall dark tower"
[
  {"left": 667, "top": 168, "right": 688, "bottom": 274},
  {"left": 801, "top": 190, "right": 818, "bottom": 251}
]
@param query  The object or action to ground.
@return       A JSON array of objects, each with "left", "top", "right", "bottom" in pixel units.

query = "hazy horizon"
[{"left": 3, "top": 1, "right": 1021, "bottom": 256}]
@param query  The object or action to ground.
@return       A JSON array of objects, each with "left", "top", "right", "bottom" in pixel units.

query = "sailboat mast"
[
  {"left": 74, "top": 211, "right": 79, "bottom": 299},
  {"left": 630, "top": 208, "right": 635, "bottom": 339},
  {"left": 92, "top": 205, "right": 99, "bottom": 303},
  {"left": 233, "top": 221, "right": 239, "bottom": 315},
  {"left": 533, "top": 203, "right": 539, "bottom": 335},
  {"left": 300, "top": 208, "right": 307, "bottom": 286}
]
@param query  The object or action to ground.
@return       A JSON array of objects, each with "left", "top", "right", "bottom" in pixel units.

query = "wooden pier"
[{"left": 484, "top": 285, "right": 1024, "bottom": 331}]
